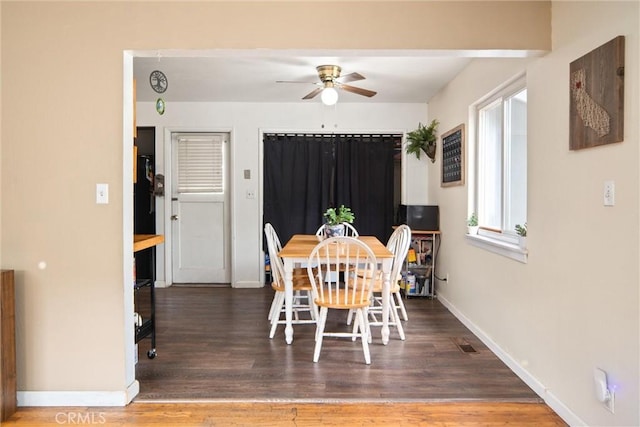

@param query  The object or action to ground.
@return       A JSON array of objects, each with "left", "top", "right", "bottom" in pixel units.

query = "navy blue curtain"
[{"left": 264, "top": 133, "right": 399, "bottom": 245}]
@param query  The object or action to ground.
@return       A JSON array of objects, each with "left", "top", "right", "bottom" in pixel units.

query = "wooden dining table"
[{"left": 278, "top": 234, "right": 394, "bottom": 345}]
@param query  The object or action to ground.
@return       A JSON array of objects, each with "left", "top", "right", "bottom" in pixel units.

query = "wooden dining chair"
[
  {"left": 264, "top": 223, "right": 317, "bottom": 339},
  {"left": 307, "top": 236, "right": 378, "bottom": 364}
]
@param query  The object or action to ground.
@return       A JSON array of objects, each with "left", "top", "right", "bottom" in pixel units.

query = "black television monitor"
[
  {"left": 399, "top": 205, "right": 439, "bottom": 231},
  {"left": 396, "top": 204, "right": 407, "bottom": 225}
]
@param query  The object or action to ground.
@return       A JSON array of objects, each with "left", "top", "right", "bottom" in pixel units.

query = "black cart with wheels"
[
  {"left": 133, "top": 234, "right": 164, "bottom": 359},
  {"left": 134, "top": 278, "right": 156, "bottom": 359}
]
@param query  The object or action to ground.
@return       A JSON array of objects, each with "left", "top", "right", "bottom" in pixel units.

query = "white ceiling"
[{"left": 133, "top": 50, "right": 477, "bottom": 104}]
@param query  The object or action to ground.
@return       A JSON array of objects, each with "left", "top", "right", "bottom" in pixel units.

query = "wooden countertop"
[
  {"left": 392, "top": 226, "right": 441, "bottom": 235},
  {"left": 410, "top": 229, "right": 441, "bottom": 235},
  {"left": 134, "top": 234, "right": 165, "bottom": 252}
]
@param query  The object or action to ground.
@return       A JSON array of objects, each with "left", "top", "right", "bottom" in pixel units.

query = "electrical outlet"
[
  {"left": 606, "top": 389, "right": 615, "bottom": 413},
  {"left": 445, "top": 273, "right": 449, "bottom": 283},
  {"left": 594, "top": 368, "right": 615, "bottom": 413},
  {"left": 604, "top": 180, "right": 615, "bottom": 206}
]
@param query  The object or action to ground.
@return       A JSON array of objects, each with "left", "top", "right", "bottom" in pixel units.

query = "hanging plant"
[{"left": 406, "top": 119, "right": 439, "bottom": 163}]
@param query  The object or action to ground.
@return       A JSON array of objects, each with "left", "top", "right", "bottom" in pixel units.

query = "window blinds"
[{"left": 177, "top": 135, "right": 224, "bottom": 194}]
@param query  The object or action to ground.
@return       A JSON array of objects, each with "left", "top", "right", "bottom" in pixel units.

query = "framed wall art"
[
  {"left": 441, "top": 124, "right": 465, "bottom": 187},
  {"left": 569, "top": 36, "right": 625, "bottom": 150}
]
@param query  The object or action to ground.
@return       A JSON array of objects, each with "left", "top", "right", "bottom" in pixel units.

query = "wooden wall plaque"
[
  {"left": 441, "top": 124, "right": 465, "bottom": 187},
  {"left": 569, "top": 36, "right": 625, "bottom": 150}
]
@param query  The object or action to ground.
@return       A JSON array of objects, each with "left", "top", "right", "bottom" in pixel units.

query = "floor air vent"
[
  {"left": 458, "top": 344, "right": 477, "bottom": 353},
  {"left": 452, "top": 337, "right": 477, "bottom": 353}
]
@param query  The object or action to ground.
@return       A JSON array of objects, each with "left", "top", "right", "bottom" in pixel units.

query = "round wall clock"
[
  {"left": 155, "top": 98, "right": 166, "bottom": 115},
  {"left": 149, "top": 70, "right": 168, "bottom": 94}
]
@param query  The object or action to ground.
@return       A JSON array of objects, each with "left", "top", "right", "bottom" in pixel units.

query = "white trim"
[
  {"left": 154, "top": 280, "right": 168, "bottom": 288},
  {"left": 18, "top": 381, "right": 139, "bottom": 407},
  {"left": 465, "top": 233, "right": 527, "bottom": 263},
  {"left": 475, "top": 73, "right": 527, "bottom": 109},
  {"left": 233, "top": 280, "right": 262, "bottom": 288},
  {"left": 127, "top": 380, "right": 140, "bottom": 403},
  {"left": 544, "top": 390, "right": 588, "bottom": 427},
  {"left": 437, "top": 294, "right": 584, "bottom": 427},
  {"left": 469, "top": 73, "right": 528, "bottom": 247},
  {"left": 163, "top": 126, "right": 235, "bottom": 286},
  {"left": 122, "top": 51, "right": 136, "bottom": 392}
]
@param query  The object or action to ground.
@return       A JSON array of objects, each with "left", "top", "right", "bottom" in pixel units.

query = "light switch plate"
[{"left": 96, "top": 183, "right": 109, "bottom": 204}]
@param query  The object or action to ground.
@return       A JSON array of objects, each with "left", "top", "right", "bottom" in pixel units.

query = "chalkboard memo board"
[{"left": 441, "top": 124, "right": 465, "bottom": 187}]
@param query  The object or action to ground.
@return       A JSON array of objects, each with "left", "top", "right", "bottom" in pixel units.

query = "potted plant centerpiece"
[
  {"left": 406, "top": 119, "right": 439, "bottom": 163},
  {"left": 467, "top": 212, "right": 479, "bottom": 235},
  {"left": 515, "top": 223, "right": 527, "bottom": 248},
  {"left": 323, "top": 205, "right": 355, "bottom": 238}
]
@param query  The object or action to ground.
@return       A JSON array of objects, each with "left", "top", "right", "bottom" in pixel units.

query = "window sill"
[{"left": 465, "top": 233, "right": 528, "bottom": 263}]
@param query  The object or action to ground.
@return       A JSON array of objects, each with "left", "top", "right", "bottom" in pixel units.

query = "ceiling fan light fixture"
[
  {"left": 278, "top": 64, "right": 374, "bottom": 102},
  {"left": 321, "top": 87, "right": 339, "bottom": 106}
]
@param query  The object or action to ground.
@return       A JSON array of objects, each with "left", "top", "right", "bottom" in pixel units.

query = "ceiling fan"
[{"left": 277, "top": 65, "right": 377, "bottom": 105}]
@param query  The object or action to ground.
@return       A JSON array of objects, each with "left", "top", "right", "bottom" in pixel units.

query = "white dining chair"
[
  {"left": 350, "top": 224, "right": 412, "bottom": 341},
  {"left": 264, "top": 223, "right": 317, "bottom": 338},
  {"left": 314, "top": 222, "right": 359, "bottom": 283},
  {"left": 307, "top": 236, "right": 377, "bottom": 364}
]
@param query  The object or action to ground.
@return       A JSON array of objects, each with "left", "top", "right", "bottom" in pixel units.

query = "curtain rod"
[{"left": 264, "top": 133, "right": 402, "bottom": 138}]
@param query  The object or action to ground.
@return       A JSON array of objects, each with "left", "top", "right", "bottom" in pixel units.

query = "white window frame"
[{"left": 467, "top": 74, "right": 528, "bottom": 263}]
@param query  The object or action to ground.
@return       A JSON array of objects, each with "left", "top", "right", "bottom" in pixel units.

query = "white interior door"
[{"left": 171, "top": 132, "right": 230, "bottom": 283}]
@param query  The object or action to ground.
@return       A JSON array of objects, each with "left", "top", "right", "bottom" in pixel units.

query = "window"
[
  {"left": 469, "top": 76, "right": 527, "bottom": 261},
  {"left": 176, "top": 135, "right": 225, "bottom": 194}
]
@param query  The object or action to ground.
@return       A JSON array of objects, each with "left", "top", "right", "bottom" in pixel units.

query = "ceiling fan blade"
[
  {"left": 302, "top": 87, "right": 323, "bottom": 100},
  {"left": 276, "top": 80, "right": 318, "bottom": 84},
  {"left": 339, "top": 84, "right": 377, "bottom": 97},
  {"left": 335, "top": 72, "right": 365, "bottom": 84}
]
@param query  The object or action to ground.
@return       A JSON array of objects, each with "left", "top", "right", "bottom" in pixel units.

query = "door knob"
[{"left": 171, "top": 215, "right": 179, "bottom": 221}]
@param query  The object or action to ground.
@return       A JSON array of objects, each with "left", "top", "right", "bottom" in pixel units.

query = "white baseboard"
[
  {"left": 17, "top": 381, "right": 139, "bottom": 407},
  {"left": 154, "top": 280, "right": 168, "bottom": 288},
  {"left": 437, "top": 294, "right": 584, "bottom": 426},
  {"left": 233, "top": 281, "right": 262, "bottom": 288},
  {"left": 127, "top": 380, "right": 140, "bottom": 403},
  {"left": 544, "top": 389, "right": 587, "bottom": 427}
]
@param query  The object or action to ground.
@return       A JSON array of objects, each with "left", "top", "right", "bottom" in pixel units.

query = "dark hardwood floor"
[
  {"left": 135, "top": 286, "right": 541, "bottom": 402},
  {"left": 6, "top": 286, "right": 567, "bottom": 426}
]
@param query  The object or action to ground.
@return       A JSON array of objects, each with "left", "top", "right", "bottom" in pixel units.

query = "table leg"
[
  {"left": 381, "top": 258, "right": 392, "bottom": 345},
  {"left": 283, "top": 258, "right": 294, "bottom": 344}
]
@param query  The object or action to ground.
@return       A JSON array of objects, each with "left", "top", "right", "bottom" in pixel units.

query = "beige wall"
[
  {"left": 429, "top": 2, "right": 638, "bottom": 426},
  {"left": 1, "top": 0, "right": 553, "bottom": 407}
]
